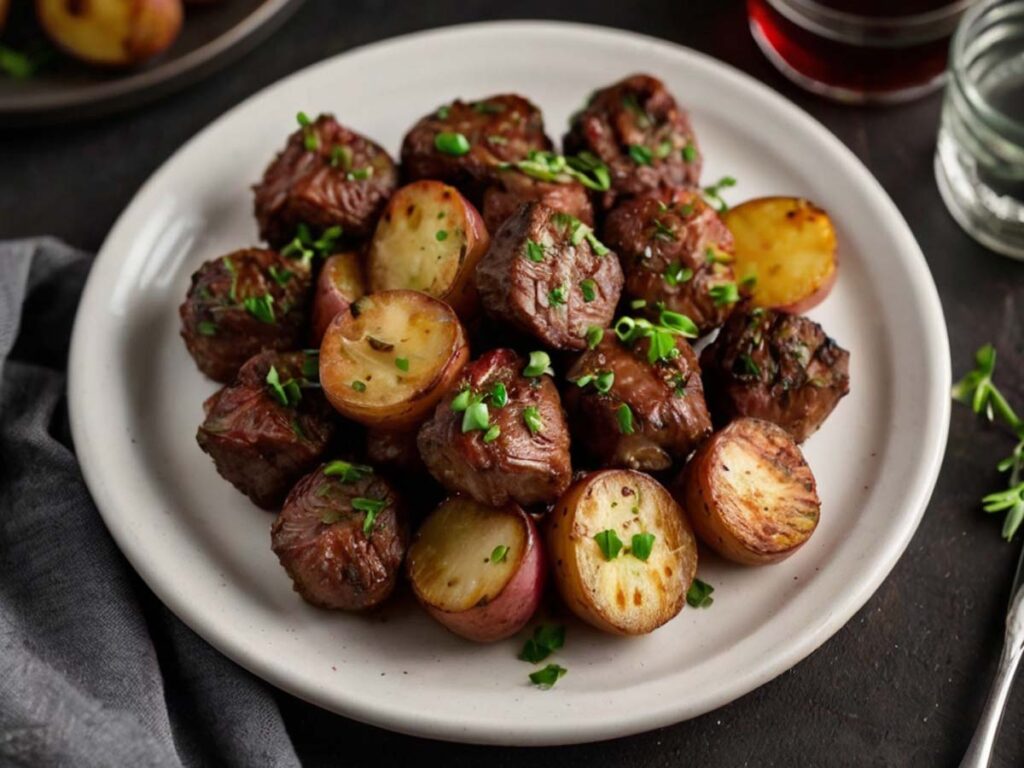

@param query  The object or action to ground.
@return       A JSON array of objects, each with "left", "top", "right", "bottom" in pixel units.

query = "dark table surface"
[{"left": 3, "top": 1, "right": 1023, "bottom": 766}]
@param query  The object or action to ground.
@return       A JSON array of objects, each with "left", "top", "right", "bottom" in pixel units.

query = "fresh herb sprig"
[
  {"left": 953, "top": 344, "right": 1024, "bottom": 540},
  {"left": 613, "top": 309, "right": 698, "bottom": 364},
  {"left": 702, "top": 176, "right": 737, "bottom": 212}
]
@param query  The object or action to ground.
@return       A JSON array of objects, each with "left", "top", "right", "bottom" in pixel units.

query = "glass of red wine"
[{"left": 748, "top": 0, "right": 978, "bottom": 103}]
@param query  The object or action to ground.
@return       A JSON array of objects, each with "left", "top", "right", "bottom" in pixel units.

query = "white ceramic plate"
[{"left": 68, "top": 21, "right": 951, "bottom": 746}]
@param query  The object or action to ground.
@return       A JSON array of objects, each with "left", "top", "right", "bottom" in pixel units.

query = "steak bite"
[
  {"left": 474, "top": 203, "right": 623, "bottom": 351},
  {"left": 563, "top": 324, "right": 712, "bottom": 472},
  {"left": 254, "top": 113, "right": 398, "bottom": 247},
  {"left": 603, "top": 189, "right": 738, "bottom": 334},
  {"left": 179, "top": 248, "right": 311, "bottom": 383},
  {"left": 563, "top": 74, "right": 701, "bottom": 209},
  {"left": 197, "top": 350, "right": 337, "bottom": 508},
  {"left": 400, "top": 94, "right": 552, "bottom": 202},
  {"left": 481, "top": 168, "right": 595, "bottom": 233},
  {"left": 416, "top": 348, "right": 572, "bottom": 507},
  {"left": 700, "top": 309, "right": 850, "bottom": 443},
  {"left": 271, "top": 462, "right": 407, "bottom": 611}
]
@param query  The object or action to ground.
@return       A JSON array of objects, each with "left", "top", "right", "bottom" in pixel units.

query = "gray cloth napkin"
[{"left": 0, "top": 239, "right": 302, "bottom": 768}]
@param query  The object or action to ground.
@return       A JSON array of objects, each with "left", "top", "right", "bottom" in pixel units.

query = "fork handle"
[{"left": 960, "top": 590, "right": 1024, "bottom": 768}]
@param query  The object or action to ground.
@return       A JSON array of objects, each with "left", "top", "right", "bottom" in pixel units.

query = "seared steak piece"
[
  {"left": 563, "top": 328, "right": 712, "bottom": 471},
  {"left": 180, "top": 248, "right": 311, "bottom": 383},
  {"left": 474, "top": 203, "right": 623, "bottom": 351},
  {"left": 700, "top": 309, "right": 850, "bottom": 443},
  {"left": 272, "top": 462, "right": 407, "bottom": 610},
  {"left": 400, "top": 94, "right": 552, "bottom": 202},
  {"left": 365, "top": 428, "right": 426, "bottom": 475},
  {"left": 603, "top": 189, "right": 738, "bottom": 334},
  {"left": 481, "top": 169, "right": 594, "bottom": 233},
  {"left": 417, "top": 348, "right": 572, "bottom": 507},
  {"left": 197, "top": 350, "right": 336, "bottom": 508},
  {"left": 563, "top": 74, "right": 701, "bottom": 209},
  {"left": 253, "top": 114, "right": 398, "bottom": 247}
]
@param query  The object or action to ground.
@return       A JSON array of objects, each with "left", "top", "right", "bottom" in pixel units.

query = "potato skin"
[
  {"left": 400, "top": 94, "right": 552, "bottom": 203},
  {"left": 37, "top": 0, "right": 183, "bottom": 66},
  {"left": 700, "top": 308, "right": 850, "bottom": 443},
  {"left": 547, "top": 469, "right": 697, "bottom": 636},
  {"left": 603, "top": 189, "right": 737, "bottom": 334},
  {"left": 319, "top": 290, "right": 470, "bottom": 429},
  {"left": 196, "top": 351, "right": 336, "bottom": 509},
  {"left": 678, "top": 418, "right": 820, "bottom": 565},
  {"left": 481, "top": 170, "right": 594, "bottom": 234},
  {"left": 254, "top": 114, "right": 398, "bottom": 247},
  {"left": 563, "top": 74, "right": 700, "bottom": 210},
  {"left": 179, "top": 248, "right": 311, "bottom": 383},
  {"left": 563, "top": 329, "right": 712, "bottom": 472},
  {"left": 271, "top": 463, "right": 407, "bottom": 610},
  {"left": 367, "top": 180, "right": 488, "bottom": 318},
  {"left": 311, "top": 252, "right": 365, "bottom": 345},
  {"left": 417, "top": 348, "right": 572, "bottom": 507},
  {"left": 474, "top": 202, "right": 623, "bottom": 350}
]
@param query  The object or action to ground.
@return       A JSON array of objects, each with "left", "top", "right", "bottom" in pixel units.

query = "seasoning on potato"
[
  {"left": 407, "top": 496, "right": 546, "bottom": 642},
  {"left": 319, "top": 290, "right": 469, "bottom": 430},
  {"left": 678, "top": 417, "right": 820, "bottom": 565},
  {"left": 547, "top": 469, "right": 698, "bottom": 636}
]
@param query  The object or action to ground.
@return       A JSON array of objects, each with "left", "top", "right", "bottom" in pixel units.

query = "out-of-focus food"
[
  {"left": 272, "top": 461, "right": 407, "bottom": 610},
  {"left": 367, "top": 180, "right": 489, "bottom": 317},
  {"left": 722, "top": 197, "right": 838, "bottom": 313},
  {"left": 36, "top": 0, "right": 183, "bottom": 66},
  {"left": 254, "top": 113, "right": 398, "bottom": 247},
  {"left": 700, "top": 308, "right": 850, "bottom": 443},
  {"left": 311, "top": 251, "right": 365, "bottom": 345},
  {"left": 474, "top": 203, "right": 623, "bottom": 350},
  {"left": 563, "top": 74, "right": 700, "bottom": 209},
  {"left": 400, "top": 94, "right": 552, "bottom": 202},
  {"left": 481, "top": 169, "right": 594, "bottom": 234},
  {"left": 603, "top": 189, "right": 739, "bottom": 334},
  {"left": 179, "top": 248, "right": 311, "bottom": 383},
  {"left": 196, "top": 350, "right": 337, "bottom": 509},
  {"left": 546, "top": 469, "right": 697, "bottom": 635},
  {"left": 365, "top": 428, "right": 425, "bottom": 475},
  {"left": 407, "top": 496, "right": 545, "bottom": 642},
  {"left": 417, "top": 348, "right": 572, "bottom": 507},
  {"left": 319, "top": 290, "right": 469, "bottom": 429},
  {"left": 678, "top": 417, "right": 820, "bottom": 565},
  {"left": 563, "top": 325, "right": 711, "bottom": 472}
]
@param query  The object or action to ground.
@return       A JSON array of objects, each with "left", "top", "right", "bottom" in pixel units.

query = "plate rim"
[
  {"left": 0, "top": 0, "right": 303, "bottom": 123},
  {"left": 67, "top": 19, "right": 952, "bottom": 745}
]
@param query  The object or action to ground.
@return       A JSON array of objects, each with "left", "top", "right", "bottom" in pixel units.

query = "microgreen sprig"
[{"left": 953, "top": 344, "right": 1024, "bottom": 540}]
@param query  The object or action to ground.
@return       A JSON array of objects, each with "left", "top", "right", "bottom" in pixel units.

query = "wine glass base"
[{"left": 750, "top": 19, "right": 948, "bottom": 105}]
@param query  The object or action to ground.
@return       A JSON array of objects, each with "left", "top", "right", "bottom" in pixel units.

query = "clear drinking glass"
[
  {"left": 935, "top": 0, "right": 1024, "bottom": 259},
  {"left": 748, "top": 0, "right": 978, "bottom": 104}
]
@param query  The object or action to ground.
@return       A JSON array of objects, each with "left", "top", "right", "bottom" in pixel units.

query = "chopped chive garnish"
[
  {"left": 352, "top": 497, "right": 387, "bottom": 535},
  {"left": 483, "top": 424, "right": 501, "bottom": 443},
  {"left": 586, "top": 325, "right": 604, "bottom": 349},
  {"left": 616, "top": 403, "right": 635, "bottom": 435},
  {"left": 523, "top": 405, "right": 543, "bottom": 435},
  {"left": 197, "top": 320, "right": 217, "bottom": 336},
  {"left": 434, "top": 131, "right": 471, "bottom": 156},
  {"left": 630, "top": 532, "right": 656, "bottom": 561},
  {"left": 579, "top": 279, "right": 596, "bottom": 303},
  {"left": 352, "top": 380, "right": 367, "bottom": 392},
  {"left": 462, "top": 401, "right": 490, "bottom": 433},
  {"left": 323, "top": 460, "right": 373, "bottom": 484},
  {"left": 243, "top": 294, "right": 275, "bottom": 324},
  {"left": 628, "top": 144, "right": 653, "bottom": 166},
  {"left": 687, "top": 578, "right": 715, "bottom": 608},
  {"left": 436, "top": 230, "right": 448, "bottom": 242},
  {"left": 529, "top": 663, "right": 567, "bottom": 689},
  {"left": 490, "top": 544, "right": 510, "bottom": 563},
  {"left": 525, "top": 240, "right": 545, "bottom": 263},
  {"left": 519, "top": 625, "right": 565, "bottom": 663},
  {"left": 490, "top": 382, "right": 508, "bottom": 408},
  {"left": 395, "top": 357, "right": 410, "bottom": 372},
  {"left": 709, "top": 282, "right": 740, "bottom": 307},
  {"left": 548, "top": 285, "right": 567, "bottom": 307},
  {"left": 522, "top": 351, "right": 553, "bottom": 378},
  {"left": 663, "top": 262, "right": 693, "bottom": 287},
  {"left": 594, "top": 529, "right": 624, "bottom": 561},
  {"left": 682, "top": 142, "right": 697, "bottom": 163},
  {"left": 450, "top": 389, "right": 472, "bottom": 412}
]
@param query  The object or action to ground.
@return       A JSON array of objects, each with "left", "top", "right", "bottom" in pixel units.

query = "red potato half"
[
  {"left": 311, "top": 252, "right": 365, "bottom": 344},
  {"left": 722, "top": 197, "right": 838, "bottom": 314},
  {"left": 407, "top": 496, "right": 545, "bottom": 642},
  {"left": 547, "top": 470, "right": 697, "bottom": 636},
  {"left": 368, "top": 181, "right": 489, "bottom": 317},
  {"left": 679, "top": 418, "right": 820, "bottom": 565},
  {"left": 36, "top": 0, "right": 183, "bottom": 66},
  {"left": 319, "top": 290, "right": 469, "bottom": 429}
]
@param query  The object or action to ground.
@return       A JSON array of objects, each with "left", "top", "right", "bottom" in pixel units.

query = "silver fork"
[{"left": 960, "top": 545, "right": 1024, "bottom": 768}]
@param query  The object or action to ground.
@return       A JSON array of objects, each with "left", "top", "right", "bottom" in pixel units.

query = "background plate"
[
  {"left": 67, "top": 21, "right": 951, "bottom": 746},
  {"left": 0, "top": 0, "right": 302, "bottom": 125}
]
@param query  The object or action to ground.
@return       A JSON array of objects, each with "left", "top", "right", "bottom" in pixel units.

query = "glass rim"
[
  {"left": 950, "top": 0, "right": 1024, "bottom": 144},
  {"left": 767, "top": 0, "right": 976, "bottom": 46}
]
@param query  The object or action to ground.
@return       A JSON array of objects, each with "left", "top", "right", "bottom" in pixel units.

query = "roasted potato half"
[
  {"left": 722, "top": 196, "right": 838, "bottom": 313},
  {"left": 319, "top": 290, "right": 469, "bottom": 429},
  {"left": 679, "top": 418, "right": 820, "bottom": 565},
  {"left": 36, "top": 0, "right": 183, "bottom": 66},
  {"left": 547, "top": 469, "right": 697, "bottom": 636},
  {"left": 408, "top": 496, "right": 545, "bottom": 642},
  {"left": 368, "top": 181, "right": 489, "bottom": 317},
  {"left": 311, "top": 252, "right": 365, "bottom": 345}
]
